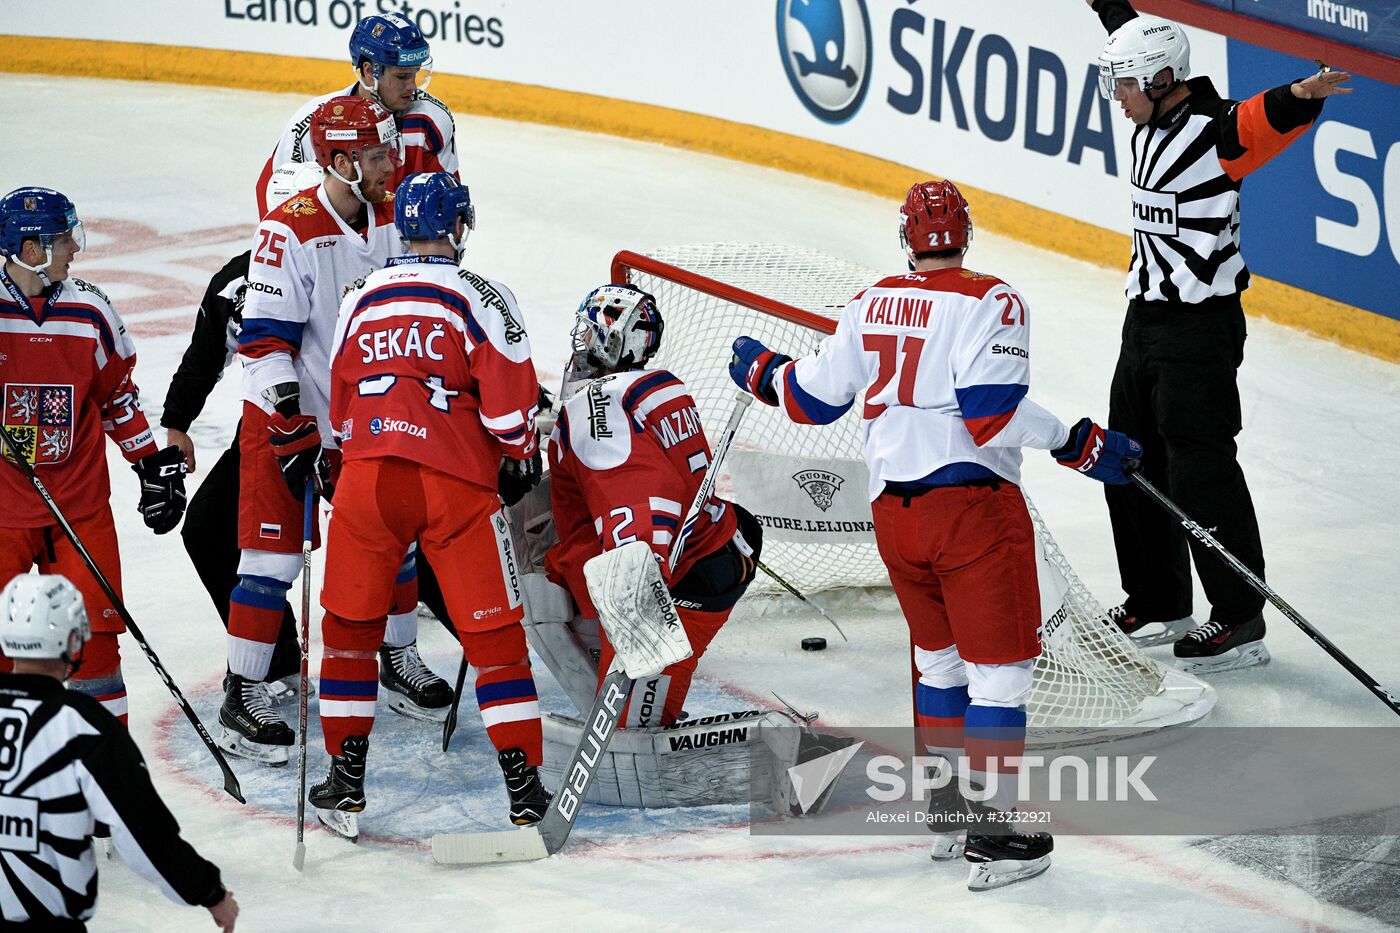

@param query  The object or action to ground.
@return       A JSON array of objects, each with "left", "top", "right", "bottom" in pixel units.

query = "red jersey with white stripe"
[
  {"left": 770, "top": 267, "right": 1071, "bottom": 498},
  {"left": 254, "top": 83, "right": 458, "bottom": 216},
  {"left": 546, "top": 369, "right": 738, "bottom": 617},
  {"left": 0, "top": 269, "right": 157, "bottom": 527},
  {"left": 238, "top": 186, "right": 399, "bottom": 441},
  {"left": 329, "top": 255, "right": 539, "bottom": 489}
]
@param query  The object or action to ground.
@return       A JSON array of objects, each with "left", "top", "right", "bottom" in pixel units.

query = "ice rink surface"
[{"left": 3, "top": 75, "right": 1399, "bottom": 931}]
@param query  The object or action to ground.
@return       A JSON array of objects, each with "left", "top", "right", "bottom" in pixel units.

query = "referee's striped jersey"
[
  {"left": 0, "top": 673, "right": 224, "bottom": 931},
  {"left": 1123, "top": 78, "right": 1322, "bottom": 305}
]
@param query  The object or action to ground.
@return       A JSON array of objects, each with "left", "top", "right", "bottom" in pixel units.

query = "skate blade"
[
  {"left": 1176, "top": 641, "right": 1271, "bottom": 674},
  {"left": 316, "top": 808, "right": 360, "bottom": 843},
  {"left": 385, "top": 690, "right": 450, "bottom": 723},
  {"left": 929, "top": 833, "right": 966, "bottom": 861},
  {"left": 1122, "top": 617, "right": 1196, "bottom": 648},
  {"left": 967, "top": 854, "right": 1051, "bottom": 890},
  {"left": 217, "top": 727, "right": 290, "bottom": 766}
]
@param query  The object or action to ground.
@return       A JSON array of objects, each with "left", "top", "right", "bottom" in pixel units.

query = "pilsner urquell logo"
[{"left": 794, "top": 470, "right": 844, "bottom": 512}]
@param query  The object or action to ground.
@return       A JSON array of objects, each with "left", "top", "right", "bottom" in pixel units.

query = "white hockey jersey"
[
  {"left": 769, "top": 267, "right": 1071, "bottom": 498},
  {"left": 254, "top": 83, "right": 458, "bottom": 216},
  {"left": 238, "top": 185, "right": 399, "bottom": 439}
]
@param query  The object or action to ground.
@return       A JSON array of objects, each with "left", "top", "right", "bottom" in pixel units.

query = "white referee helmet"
[
  {"left": 264, "top": 161, "right": 326, "bottom": 212},
  {"left": 1098, "top": 15, "right": 1191, "bottom": 99},
  {"left": 0, "top": 574, "right": 91, "bottom": 663}
]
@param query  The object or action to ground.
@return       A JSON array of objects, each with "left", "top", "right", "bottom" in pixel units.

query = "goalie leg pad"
[
  {"left": 583, "top": 541, "right": 691, "bottom": 680},
  {"left": 521, "top": 573, "right": 600, "bottom": 715},
  {"left": 541, "top": 710, "right": 782, "bottom": 808}
]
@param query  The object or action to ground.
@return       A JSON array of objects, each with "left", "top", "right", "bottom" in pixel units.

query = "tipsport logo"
[{"left": 776, "top": 0, "right": 872, "bottom": 124}]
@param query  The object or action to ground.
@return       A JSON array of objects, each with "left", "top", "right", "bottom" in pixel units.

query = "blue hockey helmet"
[
  {"left": 349, "top": 13, "right": 432, "bottom": 91},
  {"left": 394, "top": 172, "right": 475, "bottom": 252},
  {"left": 0, "top": 187, "right": 85, "bottom": 282}
]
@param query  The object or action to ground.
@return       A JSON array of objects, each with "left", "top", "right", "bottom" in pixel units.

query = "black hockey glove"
[
  {"left": 267, "top": 413, "right": 334, "bottom": 499},
  {"left": 132, "top": 445, "right": 188, "bottom": 534},
  {"left": 498, "top": 448, "right": 542, "bottom": 507}
]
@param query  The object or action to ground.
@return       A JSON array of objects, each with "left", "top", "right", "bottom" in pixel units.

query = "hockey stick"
[
  {"left": 293, "top": 482, "right": 315, "bottom": 871},
  {"left": 431, "top": 393, "right": 753, "bottom": 864},
  {"left": 441, "top": 655, "right": 469, "bottom": 752},
  {"left": 1131, "top": 472, "right": 1400, "bottom": 718},
  {"left": 0, "top": 426, "right": 246, "bottom": 803},
  {"left": 755, "top": 560, "right": 847, "bottom": 641}
]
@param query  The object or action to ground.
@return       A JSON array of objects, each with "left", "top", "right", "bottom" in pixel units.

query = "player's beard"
[{"left": 360, "top": 177, "right": 389, "bottom": 203}]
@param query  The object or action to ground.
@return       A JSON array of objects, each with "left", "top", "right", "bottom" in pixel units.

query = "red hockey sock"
[
  {"left": 71, "top": 633, "right": 127, "bottom": 726},
  {"left": 318, "top": 611, "right": 385, "bottom": 756},
  {"left": 228, "top": 574, "right": 292, "bottom": 680},
  {"left": 462, "top": 626, "right": 541, "bottom": 765}
]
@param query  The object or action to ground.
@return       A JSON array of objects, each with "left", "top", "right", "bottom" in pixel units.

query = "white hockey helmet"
[
  {"left": 563, "top": 285, "right": 664, "bottom": 398},
  {"left": 264, "top": 161, "right": 326, "bottom": 211},
  {"left": 1098, "top": 15, "right": 1191, "bottom": 99},
  {"left": 0, "top": 574, "right": 90, "bottom": 662}
]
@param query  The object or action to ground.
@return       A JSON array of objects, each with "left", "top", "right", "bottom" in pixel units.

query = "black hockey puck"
[{"left": 801, "top": 637, "right": 827, "bottom": 651}]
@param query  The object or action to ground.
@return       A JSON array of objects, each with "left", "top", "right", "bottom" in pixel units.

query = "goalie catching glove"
[
  {"left": 1051, "top": 417, "right": 1141, "bottom": 484},
  {"left": 132, "top": 445, "right": 188, "bottom": 534},
  {"left": 728, "top": 336, "right": 790, "bottom": 406}
]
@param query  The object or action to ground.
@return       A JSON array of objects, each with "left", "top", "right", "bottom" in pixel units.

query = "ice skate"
[
  {"left": 1174, "top": 613, "right": 1270, "bottom": 673},
  {"left": 309, "top": 736, "right": 368, "bottom": 843},
  {"left": 1107, "top": 605, "right": 1195, "bottom": 648},
  {"left": 379, "top": 641, "right": 452, "bottom": 722},
  {"left": 217, "top": 674, "right": 294, "bottom": 765},
  {"left": 262, "top": 672, "right": 315, "bottom": 707},
  {"left": 926, "top": 777, "right": 966, "bottom": 861},
  {"left": 964, "top": 815, "right": 1053, "bottom": 890},
  {"left": 499, "top": 748, "right": 551, "bottom": 826}
]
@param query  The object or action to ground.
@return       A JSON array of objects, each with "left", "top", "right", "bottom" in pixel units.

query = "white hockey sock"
[{"left": 383, "top": 610, "right": 418, "bottom": 648}]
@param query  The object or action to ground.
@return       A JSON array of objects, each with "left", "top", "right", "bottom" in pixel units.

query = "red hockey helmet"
[
  {"left": 309, "top": 95, "right": 401, "bottom": 171},
  {"left": 899, "top": 180, "right": 973, "bottom": 262}
]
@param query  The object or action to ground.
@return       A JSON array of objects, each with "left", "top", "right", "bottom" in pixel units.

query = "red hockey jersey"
[
  {"left": 0, "top": 269, "right": 157, "bottom": 527},
  {"left": 546, "top": 368, "right": 738, "bottom": 617},
  {"left": 329, "top": 255, "right": 540, "bottom": 489}
]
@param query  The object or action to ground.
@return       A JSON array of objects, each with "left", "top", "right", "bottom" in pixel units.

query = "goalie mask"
[{"left": 562, "top": 285, "right": 664, "bottom": 398}]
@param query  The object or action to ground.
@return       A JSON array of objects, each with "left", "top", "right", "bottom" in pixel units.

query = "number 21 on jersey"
[{"left": 863, "top": 334, "right": 925, "bottom": 419}]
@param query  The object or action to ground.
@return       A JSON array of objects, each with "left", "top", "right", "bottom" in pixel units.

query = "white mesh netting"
[{"left": 619, "top": 243, "right": 1214, "bottom": 733}]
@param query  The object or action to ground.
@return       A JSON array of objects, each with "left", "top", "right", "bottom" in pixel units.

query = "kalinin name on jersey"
[{"left": 865, "top": 296, "right": 933, "bottom": 327}]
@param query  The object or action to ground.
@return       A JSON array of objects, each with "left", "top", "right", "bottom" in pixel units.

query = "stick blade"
[
  {"left": 293, "top": 842, "right": 305, "bottom": 872},
  {"left": 431, "top": 826, "right": 550, "bottom": 865},
  {"left": 223, "top": 770, "right": 246, "bottom": 804}
]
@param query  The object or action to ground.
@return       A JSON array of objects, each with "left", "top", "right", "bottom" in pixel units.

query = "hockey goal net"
[{"left": 612, "top": 243, "right": 1215, "bottom": 736}]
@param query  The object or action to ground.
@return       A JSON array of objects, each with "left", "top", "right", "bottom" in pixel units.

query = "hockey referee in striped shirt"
[
  {"left": 1087, "top": 0, "right": 1351, "bottom": 670},
  {"left": 0, "top": 574, "right": 238, "bottom": 931}
]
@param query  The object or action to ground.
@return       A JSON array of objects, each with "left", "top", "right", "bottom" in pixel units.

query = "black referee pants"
[
  {"left": 180, "top": 436, "right": 459, "bottom": 682},
  {"left": 1103, "top": 296, "right": 1266, "bottom": 625}
]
